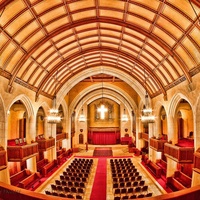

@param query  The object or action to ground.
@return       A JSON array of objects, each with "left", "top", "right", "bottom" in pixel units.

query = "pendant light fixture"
[
  {"left": 79, "top": 101, "right": 86, "bottom": 122},
  {"left": 47, "top": 71, "right": 62, "bottom": 124},
  {"left": 141, "top": 70, "right": 155, "bottom": 123},
  {"left": 97, "top": 71, "right": 107, "bottom": 119}
]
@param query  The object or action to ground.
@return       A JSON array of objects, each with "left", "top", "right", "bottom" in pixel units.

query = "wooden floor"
[{"left": 35, "top": 144, "right": 166, "bottom": 200}]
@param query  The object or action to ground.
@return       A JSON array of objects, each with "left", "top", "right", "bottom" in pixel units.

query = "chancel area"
[{"left": 0, "top": 0, "right": 200, "bottom": 200}]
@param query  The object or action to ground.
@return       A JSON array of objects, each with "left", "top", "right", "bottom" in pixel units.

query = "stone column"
[
  {"left": 167, "top": 115, "right": 177, "bottom": 144},
  {"left": 27, "top": 115, "right": 36, "bottom": 144},
  {"left": 26, "top": 156, "right": 37, "bottom": 172}
]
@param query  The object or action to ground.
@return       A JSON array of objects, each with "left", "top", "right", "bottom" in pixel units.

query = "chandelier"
[
  {"left": 79, "top": 102, "right": 86, "bottom": 122},
  {"left": 141, "top": 71, "right": 155, "bottom": 123},
  {"left": 122, "top": 108, "right": 128, "bottom": 122},
  {"left": 97, "top": 72, "right": 107, "bottom": 119},
  {"left": 47, "top": 72, "right": 62, "bottom": 124}
]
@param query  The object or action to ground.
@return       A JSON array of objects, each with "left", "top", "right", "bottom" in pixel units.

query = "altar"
[{"left": 88, "top": 127, "right": 120, "bottom": 145}]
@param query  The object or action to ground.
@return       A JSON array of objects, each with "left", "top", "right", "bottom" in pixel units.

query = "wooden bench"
[
  {"left": 147, "top": 161, "right": 162, "bottom": 178},
  {"left": 156, "top": 159, "right": 167, "bottom": 175},
  {"left": 57, "top": 150, "right": 67, "bottom": 165},
  {"left": 166, "top": 177, "right": 186, "bottom": 191},
  {"left": 37, "top": 158, "right": 49, "bottom": 173},
  {"left": 10, "top": 169, "right": 31, "bottom": 186},
  {"left": 174, "top": 171, "right": 192, "bottom": 188},
  {"left": 18, "top": 172, "right": 41, "bottom": 189},
  {"left": 41, "top": 159, "right": 58, "bottom": 176}
]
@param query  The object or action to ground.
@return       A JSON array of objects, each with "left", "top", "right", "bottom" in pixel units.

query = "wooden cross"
[{"left": 97, "top": 104, "right": 108, "bottom": 119}]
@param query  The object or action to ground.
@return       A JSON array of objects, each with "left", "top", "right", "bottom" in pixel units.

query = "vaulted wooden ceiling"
[{"left": 1, "top": 0, "right": 200, "bottom": 100}]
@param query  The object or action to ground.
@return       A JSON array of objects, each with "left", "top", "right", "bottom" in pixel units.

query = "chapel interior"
[{"left": 0, "top": 0, "right": 200, "bottom": 200}]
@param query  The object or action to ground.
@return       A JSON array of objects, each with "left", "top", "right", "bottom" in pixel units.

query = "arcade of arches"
[{"left": 0, "top": 0, "right": 200, "bottom": 199}]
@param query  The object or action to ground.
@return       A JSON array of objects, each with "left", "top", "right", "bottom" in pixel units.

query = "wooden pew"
[
  {"left": 147, "top": 160, "right": 162, "bottom": 178},
  {"left": 156, "top": 159, "right": 167, "bottom": 175},
  {"left": 37, "top": 158, "right": 49, "bottom": 173},
  {"left": 10, "top": 169, "right": 31, "bottom": 186},
  {"left": 166, "top": 171, "right": 192, "bottom": 191},
  {"left": 41, "top": 159, "right": 58, "bottom": 176},
  {"left": 174, "top": 171, "right": 192, "bottom": 188},
  {"left": 57, "top": 150, "right": 67, "bottom": 165},
  {"left": 19, "top": 172, "right": 41, "bottom": 189},
  {"left": 167, "top": 177, "right": 186, "bottom": 191}
]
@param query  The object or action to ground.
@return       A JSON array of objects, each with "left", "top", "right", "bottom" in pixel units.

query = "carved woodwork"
[
  {"left": 150, "top": 138, "right": 167, "bottom": 152},
  {"left": 164, "top": 143, "right": 194, "bottom": 163},
  {"left": 7, "top": 143, "right": 38, "bottom": 162}
]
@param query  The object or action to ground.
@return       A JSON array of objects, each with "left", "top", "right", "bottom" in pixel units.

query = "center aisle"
[{"left": 90, "top": 158, "right": 107, "bottom": 200}]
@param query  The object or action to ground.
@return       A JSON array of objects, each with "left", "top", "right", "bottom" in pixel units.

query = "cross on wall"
[{"left": 97, "top": 104, "right": 108, "bottom": 119}]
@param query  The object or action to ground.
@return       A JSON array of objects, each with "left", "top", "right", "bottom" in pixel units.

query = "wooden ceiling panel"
[
  {"left": 71, "top": 10, "right": 96, "bottom": 21},
  {"left": 0, "top": 0, "right": 199, "bottom": 99},
  {"left": 128, "top": 3, "right": 156, "bottom": 21},
  {"left": 126, "top": 14, "right": 151, "bottom": 30},
  {"left": 68, "top": 0, "right": 95, "bottom": 12},
  {"left": 22, "top": 31, "right": 45, "bottom": 50},
  {"left": 182, "top": 38, "right": 200, "bottom": 64},
  {"left": 33, "top": 0, "right": 62, "bottom": 15},
  {"left": 162, "top": 5, "right": 192, "bottom": 30},
  {"left": 175, "top": 46, "right": 196, "bottom": 70}
]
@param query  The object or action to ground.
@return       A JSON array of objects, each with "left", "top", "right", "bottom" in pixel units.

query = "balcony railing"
[
  {"left": 150, "top": 138, "right": 167, "bottom": 152},
  {"left": 140, "top": 132, "right": 149, "bottom": 141},
  {"left": 56, "top": 133, "right": 67, "bottom": 141},
  {"left": 0, "top": 146, "right": 7, "bottom": 170},
  {"left": 193, "top": 148, "right": 200, "bottom": 173},
  {"left": 37, "top": 138, "right": 55, "bottom": 151},
  {"left": 7, "top": 143, "right": 38, "bottom": 162},
  {"left": 164, "top": 143, "right": 194, "bottom": 163}
]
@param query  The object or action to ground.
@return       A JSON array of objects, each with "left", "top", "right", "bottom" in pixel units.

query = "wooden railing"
[
  {"left": 0, "top": 181, "right": 200, "bottom": 200},
  {"left": 193, "top": 148, "right": 200, "bottom": 173},
  {"left": 150, "top": 138, "right": 167, "bottom": 152},
  {"left": 7, "top": 143, "right": 38, "bottom": 162},
  {"left": 140, "top": 132, "right": 149, "bottom": 141},
  {"left": 37, "top": 138, "right": 55, "bottom": 151},
  {"left": 56, "top": 133, "right": 67, "bottom": 141},
  {"left": 0, "top": 147, "right": 7, "bottom": 170},
  {"left": 164, "top": 143, "right": 194, "bottom": 163}
]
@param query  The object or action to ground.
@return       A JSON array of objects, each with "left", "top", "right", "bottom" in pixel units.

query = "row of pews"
[
  {"left": 10, "top": 148, "right": 72, "bottom": 190},
  {"left": 142, "top": 154, "right": 192, "bottom": 192}
]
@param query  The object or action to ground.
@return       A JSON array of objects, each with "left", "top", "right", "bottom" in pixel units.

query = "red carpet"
[
  {"left": 176, "top": 138, "right": 194, "bottom": 147},
  {"left": 93, "top": 147, "right": 113, "bottom": 157},
  {"left": 90, "top": 158, "right": 107, "bottom": 200}
]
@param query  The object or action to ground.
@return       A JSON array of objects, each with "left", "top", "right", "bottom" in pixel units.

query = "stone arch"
[
  {"left": 0, "top": 95, "right": 6, "bottom": 147},
  {"left": 168, "top": 93, "right": 194, "bottom": 144},
  {"left": 8, "top": 94, "right": 34, "bottom": 118},
  {"left": 194, "top": 95, "right": 200, "bottom": 150}
]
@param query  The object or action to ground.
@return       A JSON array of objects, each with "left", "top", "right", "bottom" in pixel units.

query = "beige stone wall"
[{"left": 88, "top": 98, "right": 120, "bottom": 128}]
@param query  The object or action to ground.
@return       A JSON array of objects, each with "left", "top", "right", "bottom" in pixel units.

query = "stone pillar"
[
  {"left": 26, "top": 156, "right": 37, "bottom": 172},
  {"left": 27, "top": 115, "right": 36, "bottom": 144},
  {"left": 0, "top": 168, "right": 10, "bottom": 184},
  {"left": 166, "top": 157, "right": 177, "bottom": 177},
  {"left": 192, "top": 171, "right": 200, "bottom": 187},
  {"left": 167, "top": 115, "right": 177, "bottom": 144},
  {"left": 44, "top": 147, "right": 56, "bottom": 162},
  {"left": 62, "top": 139, "right": 68, "bottom": 149}
]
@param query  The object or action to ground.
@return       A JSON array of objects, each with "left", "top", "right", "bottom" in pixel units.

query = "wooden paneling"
[
  {"left": 0, "top": 148, "right": 7, "bottom": 170},
  {"left": 7, "top": 143, "right": 38, "bottom": 162},
  {"left": 150, "top": 138, "right": 167, "bottom": 152},
  {"left": 56, "top": 133, "right": 66, "bottom": 141},
  {"left": 164, "top": 143, "right": 194, "bottom": 163},
  {"left": 37, "top": 138, "right": 55, "bottom": 151}
]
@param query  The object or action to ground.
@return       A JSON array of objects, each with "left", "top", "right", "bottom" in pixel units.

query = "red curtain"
[{"left": 92, "top": 132, "right": 119, "bottom": 145}]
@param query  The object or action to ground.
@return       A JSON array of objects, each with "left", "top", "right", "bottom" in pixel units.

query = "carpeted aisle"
[
  {"left": 90, "top": 158, "right": 107, "bottom": 200},
  {"left": 93, "top": 147, "right": 113, "bottom": 157}
]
